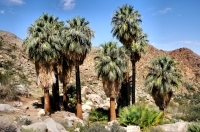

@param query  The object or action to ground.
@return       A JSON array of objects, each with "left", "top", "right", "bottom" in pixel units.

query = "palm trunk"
[
  {"left": 76, "top": 66, "right": 83, "bottom": 119},
  {"left": 52, "top": 74, "right": 60, "bottom": 111},
  {"left": 131, "top": 61, "right": 136, "bottom": 104},
  {"left": 126, "top": 72, "right": 130, "bottom": 106},
  {"left": 110, "top": 98, "right": 116, "bottom": 121},
  {"left": 63, "top": 83, "right": 68, "bottom": 109},
  {"left": 44, "top": 89, "right": 51, "bottom": 115}
]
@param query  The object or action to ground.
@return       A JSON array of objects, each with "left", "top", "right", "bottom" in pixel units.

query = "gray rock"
[
  {"left": 22, "top": 122, "right": 47, "bottom": 132},
  {"left": 157, "top": 121, "right": 189, "bottom": 132},
  {"left": 0, "top": 104, "right": 19, "bottom": 111},
  {"left": 56, "top": 123, "right": 68, "bottom": 132},
  {"left": 15, "top": 85, "right": 29, "bottom": 96},
  {"left": 64, "top": 112, "right": 84, "bottom": 127},
  {"left": 82, "top": 112, "right": 89, "bottom": 120},
  {"left": 86, "top": 94, "right": 103, "bottom": 106},
  {"left": 44, "top": 118, "right": 66, "bottom": 132},
  {"left": 38, "top": 109, "right": 45, "bottom": 116},
  {"left": 82, "top": 104, "right": 92, "bottom": 112},
  {"left": 13, "top": 101, "right": 23, "bottom": 107},
  {"left": 126, "top": 125, "right": 141, "bottom": 132}
]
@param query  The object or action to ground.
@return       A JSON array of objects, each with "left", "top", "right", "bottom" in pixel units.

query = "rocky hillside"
[
  {"left": 0, "top": 30, "right": 199, "bottom": 100},
  {"left": 0, "top": 30, "right": 37, "bottom": 94}
]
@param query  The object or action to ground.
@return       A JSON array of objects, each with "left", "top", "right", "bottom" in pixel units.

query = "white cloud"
[
  {"left": 152, "top": 8, "right": 172, "bottom": 15},
  {"left": 158, "top": 8, "right": 172, "bottom": 14},
  {"left": 171, "top": 40, "right": 200, "bottom": 45},
  {"left": 1, "top": 0, "right": 24, "bottom": 5},
  {"left": 61, "top": 0, "right": 75, "bottom": 10},
  {"left": 0, "top": 10, "right": 4, "bottom": 14}
]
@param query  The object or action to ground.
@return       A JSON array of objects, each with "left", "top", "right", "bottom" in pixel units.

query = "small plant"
[
  {"left": 118, "top": 104, "right": 163, "bottom": 130},
  {"left": 188, "top": 123, "right": 200, "bottom": 132},
  {"left": 89, "top": 108, "right": 109, "bottom": 123}
]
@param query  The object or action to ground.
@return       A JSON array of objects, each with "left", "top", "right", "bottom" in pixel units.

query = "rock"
[
  {"left": 38, "top": 109, "right": 45, "bottom": 116},
  {"left": 85, "top": 101, "right": 93, "bottom": 106},
  {"left": 86, "top": 94, "right": 103, "bottom": 106},
  {"left": 64, "top": 112, "right": 84, "bottom": 127},
  {"left": 56, "top": 123, "right": 68, "bottom": 132},
  {"left": 22, "top": 122, "right": 47, "bottom": 132},
  {"left": 157, "top": 121, "right": 189, "bottom": 132},
  {"left": 15, "top": 85, "right": 29, "bottom": 96},
  {"left": 0, "top": 104, "right": 19, "bottom": 111},
  {"left": 82, "top": 104, "right": 92, "bottom": 112},
  {"left": 44, "top": 118, "right": 66, "bottom": 132},
  {"left": 127, "top": 125, "right": 141, "bottom": 132},
  {"left": 13, "top": 101, "right": 23, "bottom": 107},
  {"left": 82, "top": 112, "right": 89, "bottom": 120}
]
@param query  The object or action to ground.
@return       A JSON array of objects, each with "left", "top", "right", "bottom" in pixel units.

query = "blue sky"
[{"left": 0, "top": 0, "right": 200, "bottom": 55}]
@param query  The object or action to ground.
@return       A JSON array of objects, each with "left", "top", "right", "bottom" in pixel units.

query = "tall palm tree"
[
  {"left": 145, "top": 56, "right": 182, "bottom": 111},
  {"left": 62, "top": 16, "right": 94, "bottom": 119},
  {"left": 94, "top": 41, "right": 128, "bottom": 121},
  {"left": 23, "top": 13, "right": 64, "bottom": 114},
  {"left": 111, "top": 4, "right": 148, "bottom": 105}
]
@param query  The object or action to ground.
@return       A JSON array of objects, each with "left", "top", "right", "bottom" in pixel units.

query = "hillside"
[
  {"left": 0, "top": 30, "right": 200, "bottom": 100},
  {"left": 0, "top": 30, "right": 200, "bottom": 131}
]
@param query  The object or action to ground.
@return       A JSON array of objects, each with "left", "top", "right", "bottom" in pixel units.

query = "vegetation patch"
[{"left": 118, "top": 104, "right": 163, "bottom": 130}]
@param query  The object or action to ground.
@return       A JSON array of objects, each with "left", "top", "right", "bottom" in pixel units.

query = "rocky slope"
[{"left": 0, "top": 30, "right": 199, "bottom": 132}]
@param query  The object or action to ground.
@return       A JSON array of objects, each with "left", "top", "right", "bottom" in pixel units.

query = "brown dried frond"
[
  {"left": 35, "top": 61, "right": 55, "bottom": 89},
  {"left": 102, "top": 79, "right": 122, "bottom": 98}
]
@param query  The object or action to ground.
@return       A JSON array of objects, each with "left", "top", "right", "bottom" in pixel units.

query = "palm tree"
[
  {"left": 145, "top": 56, "right": 182, "bottom": 111},
  {"left": 62, "top": 16, "right": 94, "bottom": 119},
  {"left": 111, "top": 4, "right": 148, "bottom": 105},
  {"left": 23, "top": 13, "right": 64, "bottom": 114},
  {"left": 94, "top": 41, "right": 128, "bottom": 121}
]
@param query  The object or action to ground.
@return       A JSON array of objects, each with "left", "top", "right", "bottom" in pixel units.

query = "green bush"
[
  {"left": 89, "top": 108, "right": 109, "bottom": 123},
  {"left": 67, "top": 84, "right": 77, "bottom": 108},
  {"left": 188, "top": 123, "right": 200, "bottom": 132},
  {"left": 118, "top": 104, "right": 163, "bottom": 130}
]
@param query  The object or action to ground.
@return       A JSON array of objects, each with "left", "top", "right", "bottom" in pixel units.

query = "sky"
[{"left": 0, "top": 0, "right": 200, "bottom": 55}]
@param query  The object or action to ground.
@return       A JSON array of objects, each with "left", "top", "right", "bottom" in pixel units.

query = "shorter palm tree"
[
  {"left": 95, "top": 41, "right": 128, "bottom": 121},
  {"left": 145, "top": 56, "right": 182, "bottom": 111}
]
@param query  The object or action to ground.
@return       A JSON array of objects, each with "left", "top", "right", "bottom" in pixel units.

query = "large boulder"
[
  {"left": 156, "top": 121, "right": 189, "bottom": 132},
  {"left": 22, "top": 122, "right": 47, "bottom": 132},
  {"left": 86, "top": 94, "right": 103, "bottom": 107},
  {"left": 0, "top": 104, "right": 19, "bottom": 111},
  {"left": 15, "top": 85, "right": 29, "bottom": 96},
  {"left": 44, "top": 118, "right": 67, "bottom": 132},
  {"left": 64, "top": 112, "right": 84, "bottom": 127}
]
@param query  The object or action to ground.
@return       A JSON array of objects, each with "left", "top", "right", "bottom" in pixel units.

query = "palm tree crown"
[
  {"left": 111, "top": 4, "right": 142, "bottom": 48},
  {"left": 145, "top": 56, "right": 182, "bottom": 94},
  {"left": 62, "top": 16, "right": 94, "bottom": 65},
  {"left": 23, "top": 13, "right": 64, "bottom": 63},
  {"left": 95, "top": 41, "right": 128, "bottom": 98}
]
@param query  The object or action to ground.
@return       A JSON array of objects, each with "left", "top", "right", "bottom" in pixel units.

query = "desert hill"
[
  {"left": 0, "top": 30, "right": 200, "bottom": 98},
  {"left": 0, "top": 30, "right": 200, "bottom": 131}
]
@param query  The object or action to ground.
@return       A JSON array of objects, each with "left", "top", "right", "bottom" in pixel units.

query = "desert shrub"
[
  {"left": 89, "top": 108, "right": 109, "bottom": 123},
  {"left": 67, "top": 84, "right": 77, "bottom": 108},
  {"left": 174, "top": 91, "right": 200, "bottom": 121},
  {"left": 0, "top": 119, "right": 17, "bottom": 132},
  {"left": 82, "top": 123, "right": 109, "bottom": 132},
  {"left": 118, "top": 104, "right": 163, "bottom": 130},
  {"left": 188, "top": 123, "right": 200, "bottom": 132},
  {"left": 81, "top": 122, "right": 125, "bottom": 132}
]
